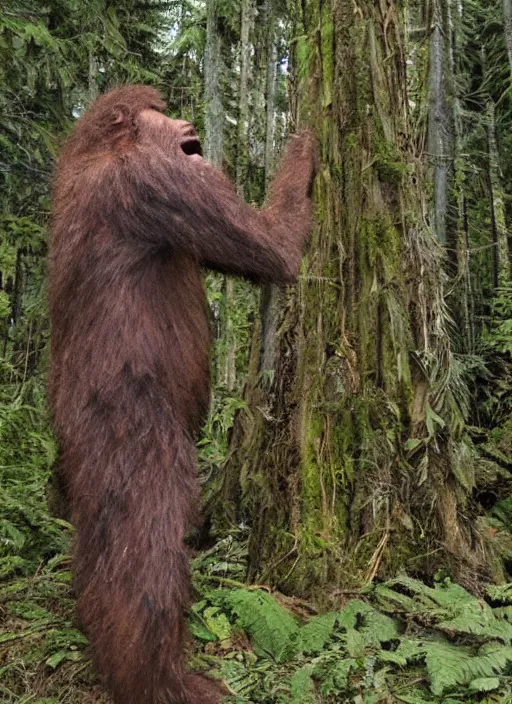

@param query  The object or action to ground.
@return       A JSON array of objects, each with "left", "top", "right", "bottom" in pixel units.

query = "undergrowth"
[
  {"left": 2, "top": 381, "right": 512, "bottom": 703},
  {"left": 190, "top": 568, "right": 512, "bottom": 703}
]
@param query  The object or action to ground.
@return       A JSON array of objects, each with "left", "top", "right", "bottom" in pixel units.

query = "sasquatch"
[{"left": 49, "top": 85, "right": 316, "bottom": 704}]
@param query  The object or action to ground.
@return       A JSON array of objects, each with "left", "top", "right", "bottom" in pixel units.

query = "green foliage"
[
  {"left": 2, "top": 0, "right": 512, "bottom": 702},
  {"left": 221, "top": 589, "right": 299, "bottom": 662},
  {"left": 484, "top": 284, "right": 512, "bottom": 356},
  {"left": 487, "top": 583, "right": 512, "bottom": 603},
  {"left": 374, "top": 139, "right": 408, "bottom": 184},
  {"left": 199, "top": 394, "right": 248, "bottom": 468},
  {"left": 0, "top": 377, "right": 90, "bottom": 702},
  {"left": 0, "top": 384, "right": 69, "bottom": 578},
  {"left": 426, "top": 642, "right": 512, "bottom": 696},
  {"left": 185, "top": 576, "right": 512, "bottom": 702},
  {"left": 295, "top": 612, "right": 338, "bottom": 654},
  {"left": 290, "top": 665, "right": 316, "bottom": 704}
]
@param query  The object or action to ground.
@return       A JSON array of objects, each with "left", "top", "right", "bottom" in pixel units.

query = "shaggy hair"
[{"left": 49, "top": 85, "right": 316, "bottom": 704}]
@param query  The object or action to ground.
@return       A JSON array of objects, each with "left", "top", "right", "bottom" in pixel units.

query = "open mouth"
[{"left": 181, "top": 138, "right": 203, "bottom": 158}]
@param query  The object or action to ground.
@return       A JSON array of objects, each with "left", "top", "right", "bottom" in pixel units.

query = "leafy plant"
[{"left": 186, "top": 576, "right": 512, "bottom": 702}]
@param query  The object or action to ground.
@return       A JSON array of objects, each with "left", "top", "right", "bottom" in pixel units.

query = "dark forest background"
[{"left": 4, "top": 0, "right": 512, "bottom": 701}]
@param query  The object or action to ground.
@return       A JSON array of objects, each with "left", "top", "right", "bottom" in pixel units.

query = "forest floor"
[
  {"left": 3, "top": 511, "right": 512, "bottom": 704},
  {"left": 2, "top": 384, "right": 512, "bottom": 704}
]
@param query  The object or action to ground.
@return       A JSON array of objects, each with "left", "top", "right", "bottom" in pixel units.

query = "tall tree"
[
  {"left": 222, "top": 0, "right": 490, "bottom": 596},
  {"left": 204, "top": 0, "right": 237, "bottom": 390},
  {"left": 204, "top": 0, "right": 224, "bottom": 167},
  {"left": 428, "top": 0, "right": 456, "bottom": 246},
  {"left": 260, "top": 0, "right": 283, "bottom": 380},
  {"left": 504, "top": 0, "right": 512, "bottom": 74},
  {"left": 236, "top": 0, "right": 255, "bottom": 196},
  {"left": 487, "top": 101, "right": 510, "bottom": 286}
]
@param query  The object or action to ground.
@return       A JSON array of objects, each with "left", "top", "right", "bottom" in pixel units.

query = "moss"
[
  {"left": 374, "top": 139, "right": 408, "bottom": 184},
  {"left": 295, "top": 35, "right": 310, "bottom": 81},
  {"left": 345, "top": 131, "right": 359, "bottom": 151},
  {"left": 320, "top": 4, "right": 333, "bottom": 108},
  {"left": 301, "top": 411, "right": 327, "bottom": 534},
  {"left": 361, "top": 215, "right": 401, "bottom": 269},
  {"left": 284, "top": 392, "right": 360, "bottom": 595}
]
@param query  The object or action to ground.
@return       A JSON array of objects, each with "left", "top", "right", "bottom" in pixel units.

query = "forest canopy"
[{"left": 3, "top": 0, "right": 512, "bottom": 702}]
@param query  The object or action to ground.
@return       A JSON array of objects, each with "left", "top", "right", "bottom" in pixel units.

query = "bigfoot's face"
[{"left": 139, "top": 110, "right": 203, "bottom": 163}]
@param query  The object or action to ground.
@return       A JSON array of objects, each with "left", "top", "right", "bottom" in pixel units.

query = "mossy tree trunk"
[
  {"left": 428, "top": 0, "right": 455, "bottom": 246},
  {"left": 204, "top": 0, "right": 237, "bottom": 392},
  {"left": 504, "top": 0, "right": 512, "bottom": 75},
  {"left": 487, "top": 101, "right": 510, "bottom": 287},
  {"left": 221, "top": 0, "right": 493, "bottom": 597}
]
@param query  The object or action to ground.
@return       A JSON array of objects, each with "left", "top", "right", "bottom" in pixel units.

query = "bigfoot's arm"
[{"left": 126, "top": 133, "right": 317, "bottom": 283}]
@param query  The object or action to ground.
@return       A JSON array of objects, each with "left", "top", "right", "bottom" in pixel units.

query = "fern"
[
  {"left": 295, "top": 612, "right": 338, "bottom": 654},
  {"left": 468, "top": 676, "right": 501, "bottom": 692},
  {"left": 290, "top": 665, "right": 316, "bottom": 704},
  {"left": 200, "top": 577, "right": 512, "bottom": 701},
  {"left": 223, "top": 589, "right": 298, "bottom": 662},
  {"left": 339, "top": 599, "right": 399, "bottom": 645},
  {"left": 378, "top": 638, "right": 425, "bottom": 666},
  {"left": 437, "top": 611, "right": 512, "bottom": 642},
  {"left": 425, "top": 639, "right": 512, "bottom": 695},
  {"left": 316, "top": 657, "right": 358, "bottom": 694},
  {"left": 493, "top": 605, "right": 512, "bottom": 620},
  {"left": 432, "top": 584, "right": 512, "bottom": 642},
  {"left": 344, "top": 627, "right": 367, "bottom": 658},
  {"left": 396, "top": 693, "right": 437, "bottom": 704},
  {"left": 372, "top": 582, "right": 431, "bottom": 612},
  {"left": 382, "top": 577, "right": 475, "bottom": 612},
  {"left": 460, "top": 645, "right": 512, "bottom": 681},
  {"left": 425, "top": 640, "right": 473, "bottom": 695},
  {"left": 487, "top": 583, "right": 512, "bottom": 604}
]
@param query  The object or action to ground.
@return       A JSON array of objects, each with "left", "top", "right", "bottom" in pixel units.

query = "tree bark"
[
  {"left": 204, "top": 0, "right": 223, "bottom": 168},
  {"left": 222, "top": 0, "right": 491, "bottom": 597},
  {"left": 487, "top": 101, "right": 510, "bottom": 287},
  {"left": 428, "top": 0, "right": 455, "bottom": 246},
  {"left": 204, "top": 0, "right": 237, "bottom": 391},
  {"left": 503, "top": 0, "right": 512, "bottom": 74},
  {"left": 236, "top": 0, "right": 254, "bottom": 198},
  {"left": 260, "top": 0, "right": 285, "bottom": 381}
]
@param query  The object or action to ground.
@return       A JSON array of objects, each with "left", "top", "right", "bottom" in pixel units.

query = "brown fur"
[{"left": 48, "top": 85, "right": 316, "bottom": 704}]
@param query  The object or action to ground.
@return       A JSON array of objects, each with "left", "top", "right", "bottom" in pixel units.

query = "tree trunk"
[
  {"left": 449, "top": 0, "right": 474, "bottom": 350},
  {"left": 504, "top": 0, "right": 512, "bottom": 73},
  {"left": 501, "top": 0, "right": 512, "bottom": 273},
  {"left": 204, "top": 0, "right": 223, "bottom": 168},
  {"left": 428, "top": 0, "right": 455, "bottom": 246},
  {"left": 487, "top": 101, "right": 510, "bottom": 287},
  {"left": 264, "top": 0, "right": 277, "bottom": 184},
  {"left": 260, "top": 0, "right": 284, "bottom": 380},
  {"left": 222, "top": 0, "right": 491, "bottom": 597},
  {"left": 204, "top": 0, "right": 237, "bottom": 391},
  {"left": 236, "top": 0, "right": 254, "bottom": 198}
]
